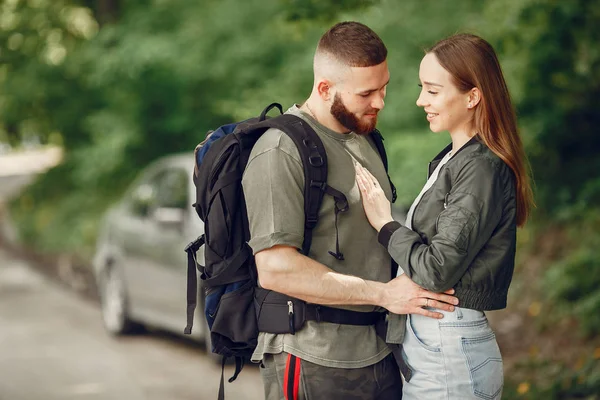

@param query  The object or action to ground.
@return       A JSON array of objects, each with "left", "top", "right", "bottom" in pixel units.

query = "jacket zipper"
[{"left": 436, "top": 193, "right": 450, "bottom": 232}]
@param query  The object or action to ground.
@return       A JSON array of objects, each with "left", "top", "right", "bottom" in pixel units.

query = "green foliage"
[
  {"left": 4, "top": 0, "right": 598, "bottom": 282},
  {"left": 490, "top": 0, "right": 600, "bottom": 216},
  {"left": 543, "top": 212, "right": 600, "bottom": 337},
  {"left": 0, "top": 0, "right": 98, "bottom": 146},
  {"left": 7, "top": 0, "right": 490, "bottom": 253},
  {"left": 5, "top": 0, "right": 600, "bottom": 235},
  {"left": 503, "top": 356, "right": 600, "bottom": 400},
  {"left": 385, "top": 130, "right": 450, "bottom": 207},
  {"left": 281, "top": 0, "right": 380, "bottom": 22},
  {"left": 8, "top": 154, "right": 127, "bottom": 255}
]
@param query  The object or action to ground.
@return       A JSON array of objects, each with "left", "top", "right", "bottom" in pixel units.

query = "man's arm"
[{"left": 256, "top": 245, "right": 458, "bottom": 319}]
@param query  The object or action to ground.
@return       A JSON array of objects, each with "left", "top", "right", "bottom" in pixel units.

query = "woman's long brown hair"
[{"left": 429, "top": 34, "right": 534, "bottom": 226}]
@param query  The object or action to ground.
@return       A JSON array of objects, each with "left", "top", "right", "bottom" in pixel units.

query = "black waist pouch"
[
  {"left": 255, "top": 288, "right": 305, "bottom": 334},
  {"left": 254, "top": 288, "right": 385, "bottom": 335}
]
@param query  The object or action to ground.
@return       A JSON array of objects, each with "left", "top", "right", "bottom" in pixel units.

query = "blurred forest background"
[{"left": 1, "top": 0, "right": 599, "bottom": 398}]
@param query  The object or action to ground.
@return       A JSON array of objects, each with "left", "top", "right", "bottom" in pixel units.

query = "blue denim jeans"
[{"left": 401, "top": 307, "right": 503, "bottom": 400}]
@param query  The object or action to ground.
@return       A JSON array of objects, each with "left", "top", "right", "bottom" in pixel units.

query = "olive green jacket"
[{"left": 379, "top": 136, "right": 517, "bottom": 311}]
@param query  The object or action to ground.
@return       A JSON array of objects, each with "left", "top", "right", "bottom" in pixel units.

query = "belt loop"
[{"left": 456, "top": 307, "right": 463, "bottom": 320}]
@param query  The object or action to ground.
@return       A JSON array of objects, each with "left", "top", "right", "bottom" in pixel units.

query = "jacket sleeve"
[{"left": 380, "top": 157, "right": 505, "bottom": 292}]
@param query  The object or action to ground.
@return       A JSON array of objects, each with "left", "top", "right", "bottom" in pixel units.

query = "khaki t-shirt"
[{"left": 241, "top": 105, "right": 393, "bottom": 368}]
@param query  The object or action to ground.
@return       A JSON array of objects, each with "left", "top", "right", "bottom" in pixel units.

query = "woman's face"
[{"left": 416, "top": 53, "right": 473, "bottom": 135}]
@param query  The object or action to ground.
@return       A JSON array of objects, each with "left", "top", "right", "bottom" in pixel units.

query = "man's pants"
[{"left": 260, "top": 352, "right": 403, "bottom": 400}]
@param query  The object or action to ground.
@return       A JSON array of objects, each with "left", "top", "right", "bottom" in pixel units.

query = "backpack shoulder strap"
[
  {"left": 250, "top": 114, "right": 327, "bottom": 256},
  {"left": 369, "top": 129, "right": 399, "bottom": 277},
  {"left": 370, "top": 129, "right": 397, "bottom": 203}
]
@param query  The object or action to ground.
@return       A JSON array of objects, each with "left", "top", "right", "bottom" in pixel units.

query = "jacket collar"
[{"left": 428, "top": 135, "right": 481, "bottom": 177}]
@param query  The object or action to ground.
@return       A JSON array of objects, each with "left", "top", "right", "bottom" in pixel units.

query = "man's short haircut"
[{"left": 317, "top": 21, "right": 387, "bottom": 67}]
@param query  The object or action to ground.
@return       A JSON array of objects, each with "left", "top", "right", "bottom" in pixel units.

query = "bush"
[{"left": 543, "top": 212, "right": 600, "bottom": 337}]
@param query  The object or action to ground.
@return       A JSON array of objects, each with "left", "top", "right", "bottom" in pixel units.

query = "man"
[{"left": 242, "top": 21, "right": 458, "bottom": 399}]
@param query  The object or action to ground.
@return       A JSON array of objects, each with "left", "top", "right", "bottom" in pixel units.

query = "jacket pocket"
[{"left": 461, "top": 332, "right": 503, "bottom": 399}]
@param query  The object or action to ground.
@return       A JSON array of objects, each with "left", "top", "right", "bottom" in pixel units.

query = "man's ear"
[{"left": 317, "top": 79, "right": 333, "bottom": 101}]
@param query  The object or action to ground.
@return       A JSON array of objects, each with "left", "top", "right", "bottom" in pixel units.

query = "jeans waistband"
[{"left": 410, "top": 306, "right": 486, "bottom": 331}]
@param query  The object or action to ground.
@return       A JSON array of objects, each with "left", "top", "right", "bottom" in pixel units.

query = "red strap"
[
  {"left": 293, "top": 355, "right": 301, "bottom": 400},
  {"left": 283, "top": 353, "right": 301, "bottom": 400}
]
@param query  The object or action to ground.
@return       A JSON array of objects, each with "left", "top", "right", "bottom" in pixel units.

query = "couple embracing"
[{"left": 242, "top": 21, "right": 533, "bottom": 400}]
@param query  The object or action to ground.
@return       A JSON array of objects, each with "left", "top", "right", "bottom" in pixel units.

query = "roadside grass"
[{"left": 496, "top": 216, "right": 600, "bottom": 399}]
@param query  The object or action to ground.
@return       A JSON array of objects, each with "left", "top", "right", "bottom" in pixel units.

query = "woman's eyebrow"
[{"left": 423, "top": 81, "right": 444, "bottom": 88}]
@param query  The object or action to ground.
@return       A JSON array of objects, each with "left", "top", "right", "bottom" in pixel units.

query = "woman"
[{"left": 355, "top": 34, "right": 534, "bottom": 399}]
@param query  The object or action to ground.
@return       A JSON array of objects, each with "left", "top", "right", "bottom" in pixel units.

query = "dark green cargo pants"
[{"left": 260, "top": 352, "right": 403, "bottom": 400}]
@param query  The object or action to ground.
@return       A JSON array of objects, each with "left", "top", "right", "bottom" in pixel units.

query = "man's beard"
[{"left": 330, "top": 93, "right": 378, "bottom": 135}]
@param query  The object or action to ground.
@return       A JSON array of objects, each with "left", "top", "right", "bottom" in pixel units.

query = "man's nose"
[{"left": 372, "top": 93, "right": 385, "bottom": 110}]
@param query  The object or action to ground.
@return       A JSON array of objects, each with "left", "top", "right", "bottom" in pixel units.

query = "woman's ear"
[{"left": 467, "top": 87, "right": 481, "bottom": 109}]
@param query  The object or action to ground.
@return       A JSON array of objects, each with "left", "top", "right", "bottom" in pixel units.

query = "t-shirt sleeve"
[{"left": 242, "top": 142, "right": 305, "bottom": 254}]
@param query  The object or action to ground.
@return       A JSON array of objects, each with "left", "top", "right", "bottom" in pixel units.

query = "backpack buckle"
[
  {"left": 306, "top": 216, "right": 318, "bottom": 225},
  {"left": 309, "top": 180, "right": 327, "bottom": 191},
  {"left": 335, "top": 200, "right": 349, "bottom": 213},
  {"left": 308, "top": 154, "right": 324, "bottom": 167},
  {"left": 185, "top": 235, "right": 205, "bottom": 253},
  {"left": 302, "top": 138, "right": 317, "bottom": 149}
]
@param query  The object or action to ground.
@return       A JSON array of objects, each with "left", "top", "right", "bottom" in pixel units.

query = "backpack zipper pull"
[
  {"left": 288, "top": 301, "right": 295, "bottom": 335},
  {"left": 444, "top": 193, "right": 449, "bottom": 209}
]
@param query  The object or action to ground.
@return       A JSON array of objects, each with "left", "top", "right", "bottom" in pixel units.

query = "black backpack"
[{"left": 184, "top": 103, "right": 396, "bottom": 399}]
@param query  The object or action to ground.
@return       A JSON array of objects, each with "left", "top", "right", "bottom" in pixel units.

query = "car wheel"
[{"left": 100, "top": 265, "right": 144, "bottom": 335}]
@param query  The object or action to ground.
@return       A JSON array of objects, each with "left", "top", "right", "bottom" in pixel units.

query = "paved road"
[
  {"left": 0, "top": 150, "right": 264, "bottom": 400},
  {"left": 0, "top": 151, "right": 264, "bottom": 399},
  {"left": 0, "top": 248, "right": 264, "bottom": 400}
]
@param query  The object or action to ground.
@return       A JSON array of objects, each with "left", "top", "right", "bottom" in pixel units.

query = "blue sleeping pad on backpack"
[{"left": 195, "top": 122, "right": 238, "bottom": 167}]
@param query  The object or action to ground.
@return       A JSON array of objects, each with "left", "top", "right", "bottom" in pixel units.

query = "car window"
[
  {"left": 126, "top": 163, "right": 189, "bottom": 218},
  {"left": 127, "top": 171, "right": 162, "bottom": 218},
  {"left": 155, "top": 168, "right": 189, "bottom": 210}
]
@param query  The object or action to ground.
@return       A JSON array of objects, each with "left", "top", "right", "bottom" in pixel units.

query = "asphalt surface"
[
  {"left": 0, "top": 153, "right": 264, "bottom": 400},
  {"left": 0, "top": 247, "right": 264, "bottom": 400}
]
